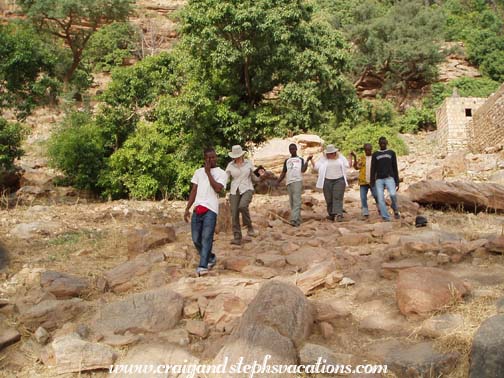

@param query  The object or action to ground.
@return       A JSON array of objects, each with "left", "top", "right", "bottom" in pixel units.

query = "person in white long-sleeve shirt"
[{"left": 310, "top": 144, "right": 350, "bottom": 222}]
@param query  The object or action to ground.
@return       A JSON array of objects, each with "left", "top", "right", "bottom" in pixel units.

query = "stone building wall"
[
  {"left": 436, "top": 96, "right": 486, "bottom": 153},
  {"left": 467, "top": 84, "right": 504, "bottom": 153}
]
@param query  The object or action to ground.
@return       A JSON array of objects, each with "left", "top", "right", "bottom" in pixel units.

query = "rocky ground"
[{"left": 0, "top": 131, "right": 503, "bottom": 378}]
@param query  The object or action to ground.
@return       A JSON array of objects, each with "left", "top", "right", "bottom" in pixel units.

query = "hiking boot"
[
  {"left": 247, "top": 229, "right": 258, "bottom": 237},
  {"left": 196, "top": 267, "right": 209, "bottom": 277},
  {"left": 394, "top": 211, "right": 401, "bottom": 220},
  {"left": 326, "top": 215, "right": 335, "bottom": 222},
  {"left": 208, "top": 256, "right": 217, "bottom": 269},
  {"left": 336, "top": 214, "right": 344, "bottom": 222}
]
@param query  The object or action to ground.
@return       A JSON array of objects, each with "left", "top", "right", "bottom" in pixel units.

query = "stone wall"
[
  {"left": 467, "top": 84, "right": 504, "bottom": 153},
  {"left": 436, "top": 97, "right": 486, "bottom": 153}
]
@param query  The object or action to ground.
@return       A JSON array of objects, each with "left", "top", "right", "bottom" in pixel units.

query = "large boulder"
[
  {"left": 92, "top": 287, "right": 183, "bottom": 336},
  {"left": 469, "top": 314, "right": 504, "bottom": 378},
  {"left": 212, "top": 281, "right": 314, "bottom": 378},
  {"left": 406, "top": 180, "right": 504, "bottom": 212},
  {"left": 396, "top": 267, "right": 469, "bottom": 317}
]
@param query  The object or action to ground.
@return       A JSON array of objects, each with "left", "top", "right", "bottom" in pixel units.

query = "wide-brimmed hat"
[
  {"left": 229, "top": 145, "right": 246, "bottom": 159},
  {"left": 324, "top": 144, "right": 339, "bottom": 154}
]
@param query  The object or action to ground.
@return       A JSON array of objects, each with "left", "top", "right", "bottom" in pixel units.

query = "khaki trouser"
[
  {"left": 287, "top": 180, "right": 303, "bottom": 226},
  {"left": 229, "top": 189, "right": 254, "bottom": 241}
]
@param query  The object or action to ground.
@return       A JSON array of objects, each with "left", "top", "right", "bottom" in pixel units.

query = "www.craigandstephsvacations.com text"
[{"left": 108, "top": 355, "right": 388, "bottom": 377}]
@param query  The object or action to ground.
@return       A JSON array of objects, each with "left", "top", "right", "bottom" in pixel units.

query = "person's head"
[
  {"left": 228, "top": 145, "right": 246, "bottom": 163},
  {"left": 324, "top": 144, "right": 338, "bottom": 159},
  {"left": 204, "top": 147, "right": 218, "bottom": 168},
  {"left": 364, "top": 143, "right": 372, "bottom": 156},
  {"left": 378, "top": 137, "right": 388, "bottom": 150},
  {"left": 289, "top": 143, "right": 298, "bottom": 157},
  {"left": 254, "top": 165, "right": 266, "bottom": 177}
]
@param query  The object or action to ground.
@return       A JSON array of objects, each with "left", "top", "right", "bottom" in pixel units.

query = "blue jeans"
[
  {"left": 359, "top": 184, "right": 378, "bottom": 216},
  {"left": 375, "top": 177, "right": 398, "bottom": 221},
  {"left": 191, "top": 210, "right": 217, "bottom": 268}
]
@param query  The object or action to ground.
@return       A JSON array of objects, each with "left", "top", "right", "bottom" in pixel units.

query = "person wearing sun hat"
[
  {"left": 310, "top": 144, "right": 351, "bottom": 222},
  {"left": 225, "top": 145, "right": 258, "bottom": 245}
]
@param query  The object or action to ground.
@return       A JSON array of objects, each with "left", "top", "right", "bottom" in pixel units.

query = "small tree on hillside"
[{"left": 17, "top": 0, "right": 133, "bottom": 87}]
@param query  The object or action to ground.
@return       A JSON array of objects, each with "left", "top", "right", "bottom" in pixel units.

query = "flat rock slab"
[
  {"left": 19, "top": 298, "right": 87, "bottom": 331},
  {"left": 92, "top": 287, "right": 183, "bottom": 336},
  {"left": 9, "top": 221, "right": 61, "bottom": 239},
  {"left": 52, "top": 333, "right": 117, "bottom": 374},
  {"left": 406, "top": 180, "right": 504, "bottom": 212},
  {"left": 469, "top": 314, "right": 504, "bottom": 378},
  {"left": 367, "top": 340, "right": 459, "bottom": 378},
  {"left": 0, "top": 328, "right": 21, "bottom": 350},
  {"left": 40, "top": 270, "right": 89, "bottom": 299},
  {"left": 419, "top": 313, "right": 464, "bottom": 338},
  {"left": 125, "top": 225, "right": 176, "bottom": 259}
]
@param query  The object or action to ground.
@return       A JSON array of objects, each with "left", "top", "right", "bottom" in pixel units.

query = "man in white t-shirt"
[
  {"left": 276, "top": 144, "right": 312, "bottom": 227},
  {"left": 184, "top": 148, "right": 227, "bottom": 277}
]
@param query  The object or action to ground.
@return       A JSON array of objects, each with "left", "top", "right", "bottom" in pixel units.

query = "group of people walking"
[{"left": 184, "top": 137, "right": 401, "bottom": 276}]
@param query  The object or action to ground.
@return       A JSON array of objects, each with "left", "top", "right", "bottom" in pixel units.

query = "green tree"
[
  {"left": 179, "top": 0, "right": 355, "bottom": 143},
  {"left": 0, "top": 118, "right": 24, "bottom": 172},
  {"left": 350, "top": 0, "right": 445, "bottom": 102},
  {"left": 0, "top": 22, "right": 60, "bottom": 119},
  {"left": 18, "top": 0, "right": 133, "bottom": 87}
]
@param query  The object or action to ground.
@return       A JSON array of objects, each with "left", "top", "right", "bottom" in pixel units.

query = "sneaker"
[
  {"left": 247, "top": 230, "right": 258, "bottom": 237},
  {"left": 394, "top": 211, "right": 401, "bottom": 220},
  {"left": 196, "top": 267, "right": 209, "bottom": 277},
  {"left": 208, "top": 256, "right": 217, "bottom": 269},
  {"left": 360, "top": 214, "right": 369, "bottom": 220},
  {"left": 383, "top": 218, "right": 391, "bottom": 222},
  {"left": 230, "top": 239, "right": 241, "bottom": 245}
]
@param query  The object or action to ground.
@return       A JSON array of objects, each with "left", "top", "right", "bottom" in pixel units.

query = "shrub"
[
  {"left": 0, "top": 117, "right": 24, "bottom": 171},
  {"left": 398, "top": 107, "right": 436, "bottom": 133},
  {"left": 48, "top": 112, "right": 105, "bottom": 190}
]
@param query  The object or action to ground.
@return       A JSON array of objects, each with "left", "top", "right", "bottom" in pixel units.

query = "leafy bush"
[
  {"left": 398, "top": 107, "right": 436, "bottom": 133},
  {"left": 322, "top": 121, "right": 408, "bottom": 156},
  {"left": 48, "top": 112, "right": 105, "bottom": 190},
  {"left": 0, "top": 117, "right": 24, "bottom": 171},
  {"left": 85, "top": 22, "right": 140, "bottom": 72},
  {"left": 100, "top": 122, "right": 197, "bottom": 200}
]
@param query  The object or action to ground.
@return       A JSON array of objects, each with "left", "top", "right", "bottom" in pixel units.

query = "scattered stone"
[
  {"left": 204, "top": 293, "right": 247, "bottom": 333},
  {"left": 381, "top": 259, "right": 423, "bottom": 279},
  {"left": 241, "top": 265, "right": 277, "bottom": 279},
  {"left": 497, "top": 297, "right": 504, "bottom": 314},
  {"left": 367, "top": 340, "right": 458, "bottom": 378},
  {"left": 52, "top": 333, "right": 117, "bottom": 374},
  {"left": 186, "top": 319, "right": 209, "bottom": 338},
  {"left": 469, "top": 314, "right": 504, "bottom": 378},
  {"left": 19, "top": 298, "right": 86, "bottom": 331},
  {"left": 34, "top": 327, "right": 49, "bottom": 345},
  {"left": 0, "top": 327, "right": 21, "bottom": 350},
  {"left": 285, "top": 246, "right": 330, "bottom": 271},
  {"left": 338, "top": 233, "right": 372, "bottom": 246},
  {"left": 160, "top": 328, "right": 190, "bottom": 347},
  {"left": 102, "top": 250, "right": 165, "bottom": 291},
  {"left": 485, "top": 235, "right": 504, "bottom": 254},
  {"left": 319, "top": 322, "right": 334, "bottom": 339},
  {"left": 125, "top": 225, "right": 176, "bottom": 259},
  {"left": 101, "top": 333, "right": 141, "bottom": 347},
  {"left": 312, "top": 300, "right": 352, "bottom": 328},
  {"left": 223, "top": 256, "right": 255, "bottom": 272},
  {"left": 40, "top": 271, "right": 89, "bottom": 299},
  {"left": 396, "top": 267, "right": 469, "bottom": 317},
  {"left": 299, "top": 343, "right": 353, "bottom": 367},
  {"left": 9, "top": 221, "right": 61, "bottom": 239},
  {"left": 324, "top": 271, "right": 344, "bottom": 288},
  {"left": 92, "top": 287, "right": 183, "bottom": 336},
  {"left": 295, "top": 262, "right": 337, "bottom": 294},
  {"left": 339, "top": 277, "right": 356, "bottom": 287},
  {"left": 419, "top": 313, "right": 464, "bottom": 338},
  {"left": 437, "top": 253, "right": 451, "bottom": 264},
  {"left": 256, "top": 253, "right": 286, "bottom": 268},
  {"left": 359, "top": 313, "right": 411, "bottom": 336},
  {"left": 184, "top": 301, "right": 200, "bottom": 318}
]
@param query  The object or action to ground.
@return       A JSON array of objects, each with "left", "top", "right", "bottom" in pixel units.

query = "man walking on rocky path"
[
  {"left": 352, "top": 143, "right": 379, "bottom": 219},
  {"left": 276, "top": 144, "right": 312, "bottom": 227},
  {"left": 370, "top": 137, "right": 400, "bottom": 222},
  {"left": 184, "top": 148, "right": 227, "bottom": 276}
]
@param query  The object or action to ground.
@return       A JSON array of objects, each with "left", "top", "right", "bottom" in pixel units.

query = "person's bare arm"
[
  {"left": 302, "top": 156, "right": 312, "bottom": 173},
  {"left": 184, "top": 184, "right": 198, "bottom": 222},
  {"left": 205, "top": 160, "right": 224, "bottom": 193}
]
